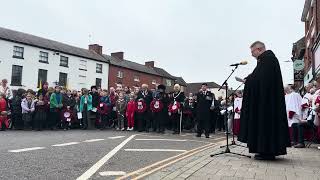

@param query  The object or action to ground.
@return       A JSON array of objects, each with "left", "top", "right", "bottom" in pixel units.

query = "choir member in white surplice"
[
  {"left": 285, "top": 85, "right": 304, "bottom": 148},
  {"left": 233, "top": 91, "right": 243, "bottom": 135}
]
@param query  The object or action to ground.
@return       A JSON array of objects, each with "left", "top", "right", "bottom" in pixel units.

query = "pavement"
[
  {"left": 0, "top": 129, "right": 225, "bottom": 180},
  {"left": 144, "top": 140, "right": 320, "bottom": 180}
]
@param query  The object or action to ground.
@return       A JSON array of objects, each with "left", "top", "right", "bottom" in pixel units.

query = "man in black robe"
[
  {"left": 238, "top": 41, "right": 291, "bottom": 160},
  {"left": 196, "top": 83, "right": 214, "bottom": 138}
]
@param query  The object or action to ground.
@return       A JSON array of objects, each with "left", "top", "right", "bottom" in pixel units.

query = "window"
[
  {"left": 37, "top": 69, "right": 48, "bottom": 88},
  {"left": 96, "top": 78, "right": 102, "bottom": 88},
  {"left": 60, "top": 56, "right": 69, "bottom": 67},
  {"left": 96, "top": 63, "right": 103, "bottom": 73},
  {"left": 11, "top": 65, "right": 23, "bottom": 86},
  {"left": 134, "top": 75, "right": 140, "bottom": 82},
  {"left": 59, "top": 72, "right": 68, "bottom": 87},
  {"left": 152, "top": 80, "right": 157, "bottom": 85},
  {"left": 39, "top": 51, "right": 49, "bottom": 63},
  {"left": 117, "top": 71, "right": 123, "bottom": 78},
  {"left": 79, "top": 60, "right": 87, "bottom": 71},
  {"left": 13, "top": 46, "right": 24, "bottom": 59},
  {"left": 166, "top": 79, "right": 172, "bottom": 87}
]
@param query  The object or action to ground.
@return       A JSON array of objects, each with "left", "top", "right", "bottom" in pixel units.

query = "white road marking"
[
  {"left": 52, "top": 142, "right": 80, "bottom": 147},
  {"left": 108, "top": 136, "right": 125, "bottom": 139},
  {"left": 83, "top": 139, "right": 105, "bottom": 143},
  {"left": 124, "top": 149, "right": 187, "bottom": 152},
  {"left": 99, "top": 171, "right": 126, "bottom": 176},
  {"left": 135, "top": 138, "right": 187, "bottom": 142},
  {"left": 76, "top": 134, "right": 136, "bottom": 180},
  {"left": 8, "top": 147, "right": 46, "bottom": 153}
]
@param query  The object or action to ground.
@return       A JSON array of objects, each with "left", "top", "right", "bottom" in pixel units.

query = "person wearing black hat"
[
  {"left": 151, "top": 84, "right": 169, "bottom": 133},
  {"left": 136, "top": 84, "right": 153, "bottom": 132},
  {"left": 196, "top": 83, "right": 214, "bottom": 138}
]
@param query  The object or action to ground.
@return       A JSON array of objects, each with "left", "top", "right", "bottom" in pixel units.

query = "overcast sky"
[{"left": 0, "top": 0, "right": 305, "bottom": 88}]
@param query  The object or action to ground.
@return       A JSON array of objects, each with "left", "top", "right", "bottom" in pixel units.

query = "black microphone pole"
[{"left": 211, "top": 65, "right": 251, "bottom": 158}]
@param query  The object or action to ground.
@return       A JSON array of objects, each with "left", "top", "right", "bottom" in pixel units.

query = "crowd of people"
[
  {"left": 285, "top": 80, "right": 320, "bottom": 149},
  {"left": 0, "top": 79, "right": 240, "bottom": 138}
]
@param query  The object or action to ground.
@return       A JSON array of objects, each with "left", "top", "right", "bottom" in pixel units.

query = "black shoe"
[
  {"left": 196, "top": 134, "right": 201, "bottom": 137},
  {"left": 294, "top": 143, "right": 305, "bottom": 148},
  {"left": 205, "top": 135, "right": 210, "bottom": 138},
  {"left": 254, "top": 154, "right": 275, "bottom": 160}
]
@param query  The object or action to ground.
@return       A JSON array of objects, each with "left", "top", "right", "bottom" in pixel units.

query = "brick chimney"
[
  {"left": 111, "top": 52, "right": 124, "bottom": 60},
  {"left": 88, "top": 44, "right": 103, "bottom": 55},
  {"left": 145, "top": 61, "right": 155, "bottom": 68}
]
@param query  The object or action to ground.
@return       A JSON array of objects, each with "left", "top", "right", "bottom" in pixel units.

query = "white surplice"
[
  {"left": 285, "top": 92, "right": 302, "bottom": 127},
  {"left": 233, "top": 97, "right": 242, "bottom": 119}
]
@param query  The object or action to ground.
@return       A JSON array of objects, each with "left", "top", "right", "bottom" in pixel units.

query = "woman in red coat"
[{"left": 0, "top": 93, "right": 9, "bottom": 130}]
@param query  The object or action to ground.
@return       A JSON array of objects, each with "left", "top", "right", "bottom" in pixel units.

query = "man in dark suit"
[{"left": 196, "top": 83, "right": 214, "bottom": 138}]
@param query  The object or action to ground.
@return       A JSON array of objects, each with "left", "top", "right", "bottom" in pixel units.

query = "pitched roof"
[
  {"left": 153, "top": 67, "right": 176, "bottom": 79},
  {"left": 174, "top": 77, "right": 188, "bottom": 87},
  {"left": 104, "top": 55, "right": 160, "bottom": 76},
  {"left": 0, "top": 26, "right": 108, "bottom": 63}
]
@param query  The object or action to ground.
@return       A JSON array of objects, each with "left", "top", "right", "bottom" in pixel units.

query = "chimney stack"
[
  {"left": 145, "top": 61, "right": 155, "bottom": 68},
  {"left": 88, "top": 44, "right": 103, "bottom": 55},
  {"left": 111, "top": 52, "right": 124, "bottom": 60}
]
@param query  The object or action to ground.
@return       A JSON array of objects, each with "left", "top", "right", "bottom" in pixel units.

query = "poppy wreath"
[
  {"left": 136, "top": 99, "right": 147, "bottom": 113},
  {"left": 150, "top": 99, "right": 164, "bottom": 113},
  {"left": 168, "top": 101, "right": 181, "bottom": 114}
]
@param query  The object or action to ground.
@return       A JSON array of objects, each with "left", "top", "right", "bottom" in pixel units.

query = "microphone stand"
[
  {"left": 210, "top": 65, "right": 251, "bottom": 158},
  {"left": 220, "top": 82, "right": 246, "bottom": 148}
]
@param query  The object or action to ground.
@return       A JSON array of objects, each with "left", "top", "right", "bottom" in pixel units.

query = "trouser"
[
  {"left": 210, "top": 112, "right": 217, "bottom": 133},
  {"left": 136, "top": 113, "right": 145, "bottom": 131},
  {"left": 117, "top": 115, "right": 125, "bottom": 129},
  {"left": 145, "top": 110, "right": 152, "bottom": 131},
  {"left": 171, "top": 113, "right": 180, "bottom": 133},
  {"left": 82, "top": 110, "right": 93, "bottom": 129},
  {"left": 49, "top": 109, "right": 60, "bottom": 129},
  {"left": 217, "top": 114, "right": 225, "bottom": 131},
  {"left": 291, "top": 122, "right": 313, "bottom": 144},
  {"left": 127, "top": 114, "right": 134, "bottom": 128},
  {"left": 33, "top": 119, "right": 44, "bottom": 131},
  {"left": 100, "top": 114, "right": 109, "bottom": 129},
  {"left": 12, "top": 113, "right": 23, "bottom": 129},
  {"left": 153, "top": 112, "right": 165, "bottom": 132},
  {"left": 197, "top": 120, "right": 210, "bottom": 136},
  {"left": 0, "top": 116, "right": 8, "bottom": 130}
]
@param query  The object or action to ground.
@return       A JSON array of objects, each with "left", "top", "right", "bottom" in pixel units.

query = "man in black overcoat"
[
  {"left": 196, "top": 83, "right": 214, "bottom": 138},
  {"left": 238, "top": 41, "right": 291, "bottom": 160}
]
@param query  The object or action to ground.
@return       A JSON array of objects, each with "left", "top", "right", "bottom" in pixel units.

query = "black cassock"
[
  {"left": 238, "top": 50, "right": 290, "bottom": 156},
  {"left": 196, "top": 91, "right": 213, "bottom": 136}
]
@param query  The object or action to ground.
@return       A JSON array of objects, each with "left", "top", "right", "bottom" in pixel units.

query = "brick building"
[
  {"left": 301, "top": 0, "right": 320, "bottom": 84},
  {"left": 88, "top": 44, "right": 186, "bottom": 92},
  {"left": 291, "top": 37, "right": 306, "bottom": 89}
]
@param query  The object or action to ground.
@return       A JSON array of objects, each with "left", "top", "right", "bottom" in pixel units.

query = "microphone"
[{"left": 230, "top": 61, "right": 248, "bottom": 66}]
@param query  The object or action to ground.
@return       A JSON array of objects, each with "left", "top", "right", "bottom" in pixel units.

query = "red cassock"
[
  {"left": 233, "top": 107, "right": 241, "bottom": 135},
  {"left": 0, "top": 98, "right": 9, "bottom": 128}
]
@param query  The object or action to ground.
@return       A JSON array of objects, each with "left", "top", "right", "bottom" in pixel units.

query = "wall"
[
  {"left": 0, "top": 39, "right": 109, "bottom": 90},
  {"left": 108, "top": 65, "right": 162, "bottom": 90}
]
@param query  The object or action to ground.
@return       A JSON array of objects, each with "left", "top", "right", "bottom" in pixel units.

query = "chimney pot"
[
  {"left": 145, "top": 61, "right": 155, "bottom": 68},
  {"left": 88, "top": 44, "right": 103, "bottom": 55},
  {"left": 111, "top": 52, "right": 124, "bottom": 60}
]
